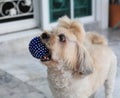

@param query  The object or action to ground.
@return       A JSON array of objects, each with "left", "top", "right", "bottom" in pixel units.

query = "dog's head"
[{"left": 40, "top": 16, "right": 93, "bottom": 75}]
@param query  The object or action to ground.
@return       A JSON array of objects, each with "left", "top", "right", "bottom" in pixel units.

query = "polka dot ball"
[{"left": 29, "top": 36, "right": 49, "bottom": 59}]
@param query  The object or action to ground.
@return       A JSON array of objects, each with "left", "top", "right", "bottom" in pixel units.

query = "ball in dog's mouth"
[
  {"left": 39, "top": 42, "right": 52, "bottom": 62},
  {"left": 29, "top": 36, "right": 52, "bottom": 62}
]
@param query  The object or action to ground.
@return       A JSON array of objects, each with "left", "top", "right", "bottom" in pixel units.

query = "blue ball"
[{"left": 29, "top": 36, "right": 49, "bottom": 59}]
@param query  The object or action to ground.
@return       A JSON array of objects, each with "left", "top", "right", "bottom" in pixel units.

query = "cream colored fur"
[{"left": 41, "top": 16, "right": 117, "bottom": 98}]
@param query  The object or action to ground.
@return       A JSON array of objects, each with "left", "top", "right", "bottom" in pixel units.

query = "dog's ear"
[
  {"left": 74, "top": 45, "right": 94, "bottom": 76},
  {"left": 58, "top": 16, "right": 85, "bottom": 42},
  {"left": 58, "top": 15, "right": 71, "bottom": 28}
]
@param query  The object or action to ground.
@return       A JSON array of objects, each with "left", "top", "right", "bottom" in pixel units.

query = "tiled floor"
[
  {"left": 0, "top": 69, "right": 46, "bottom": 98},
  {"left": 0, "top": 28, "right": 120, "bottom": 98}
]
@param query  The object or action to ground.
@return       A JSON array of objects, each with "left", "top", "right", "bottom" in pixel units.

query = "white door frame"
[
  {"left": 40, "top": 0, "right": 109, "bottom": 30},
  {"left": 40, "top": 0, "right": 97, "bottom": 30}
]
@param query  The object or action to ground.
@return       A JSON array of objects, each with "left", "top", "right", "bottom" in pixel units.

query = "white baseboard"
[{"left": 0, "top": 28, "right": 42, "bottom": 42}]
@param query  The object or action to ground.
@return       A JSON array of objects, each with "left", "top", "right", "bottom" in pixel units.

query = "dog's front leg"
[
  {"left": 89, "top": 93, "right": 95, "bottom": 98},
  {"left": 104, "top": 59, "right": 117, "bottom": 98},
  {"left": 104, "top": 79, "right": 113, "bottom": 98}
]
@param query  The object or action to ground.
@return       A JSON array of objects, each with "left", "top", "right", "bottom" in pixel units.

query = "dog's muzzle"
[{"left": 40, "top": 33, "right": 52, "bottom": 62}]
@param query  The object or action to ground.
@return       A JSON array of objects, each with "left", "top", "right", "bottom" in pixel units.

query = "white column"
[
  {"left": 96, "top": 0, "right": 109, "bottom": 29},
  {"left": 40, "top": 0, "right": 49, "bottom": 29},
  {"left": 101, "top": 0, "right": 109, "bottom": 29}
]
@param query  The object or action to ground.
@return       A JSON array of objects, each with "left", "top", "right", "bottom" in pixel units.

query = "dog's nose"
[{"left": 41, "top": 33, "right": 50, "bottom": 40}]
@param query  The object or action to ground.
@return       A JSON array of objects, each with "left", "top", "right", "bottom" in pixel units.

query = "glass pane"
[
  {"left": 49, "top": 0, "right": 70, "bottom": 23},
  {"left": 0, "top": 0, "right": 34, "bottom": 23},
  {"left": 74, "top": 0, "right": 92, "bottom": 18}
]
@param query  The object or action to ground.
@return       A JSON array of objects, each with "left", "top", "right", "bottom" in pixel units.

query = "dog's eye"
[{"left": 59, "top": 34, "right": 66, "bottom": 42}]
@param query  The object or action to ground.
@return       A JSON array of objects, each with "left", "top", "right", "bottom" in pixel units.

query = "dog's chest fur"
[{"left": 47, "top": 65, "right": 91, "bottom": 98}]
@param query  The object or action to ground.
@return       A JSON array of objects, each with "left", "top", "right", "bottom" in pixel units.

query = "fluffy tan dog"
[{"left": 40, "top": 16, "right": 117, "bottom": 98}]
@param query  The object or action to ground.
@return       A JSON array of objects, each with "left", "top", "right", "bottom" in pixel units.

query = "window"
[
  {"left": 0, "top": 0, "right": 33, "bottom": 23},
  {"left": 0, "top": 0, "right": 37, "bottom": 34},
  {"left": 74, "top": 0, "right": 92, "bottom": 18},
  {"left": 49, "top": 0, "right": 71, "bottom": 22}
]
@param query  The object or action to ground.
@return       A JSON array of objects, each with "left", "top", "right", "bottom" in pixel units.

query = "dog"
[{"left": 40, "top": 16, "right": 117, "bottom": 98}]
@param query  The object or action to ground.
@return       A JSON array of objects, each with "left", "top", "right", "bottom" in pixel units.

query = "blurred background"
[{"left": 0, "top": 0, "right": 120, "bottom": 98}]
